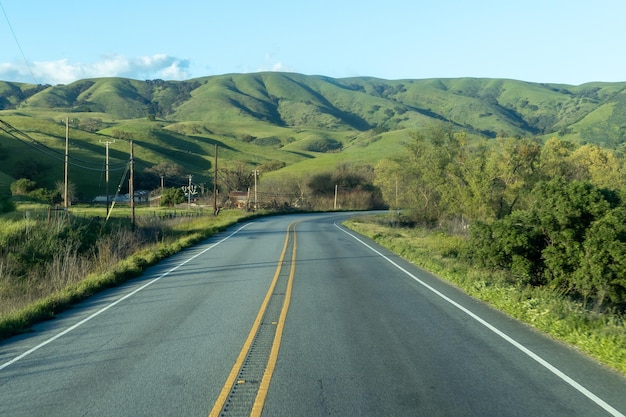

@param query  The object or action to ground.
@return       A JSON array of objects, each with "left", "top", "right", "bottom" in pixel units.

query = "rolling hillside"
[{"left": 1, "top": 72, "right": 626, "bottom": 199}]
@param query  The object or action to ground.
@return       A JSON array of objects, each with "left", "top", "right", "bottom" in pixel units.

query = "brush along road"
[{"left": 1, "top": 212, "right": 625, "bottom": 417}]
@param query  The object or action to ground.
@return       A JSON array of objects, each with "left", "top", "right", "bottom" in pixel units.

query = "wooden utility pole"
[
  {"left": 129, "top": 140, "right": 135, "bottom": 231},
  {"left": 187, "top": 174, "right": 193, "bottom": 207},
  {"left": 100, "top": 140, "right": 115, "bottom": 216},
  {"left": 213, "top": 144, "right": 218, "bottom": 215},
  {"left": 64, "top": 116, "right": 69, "bottom": 209},
  {"left": 253, "top": 169, "right": 258, "bottom": 210}
]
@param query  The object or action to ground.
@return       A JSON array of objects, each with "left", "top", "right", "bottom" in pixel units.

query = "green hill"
[{"left": 2, "top": 72, "right": 626, "bottom": 199}]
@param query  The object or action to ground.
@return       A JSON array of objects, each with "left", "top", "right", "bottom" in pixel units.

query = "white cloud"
[
  {"left": 257, "top": 53, "right": 294, "bottom": 73},
  {"left": 0, "top": 54, "right": 191, "bottom": 84}
]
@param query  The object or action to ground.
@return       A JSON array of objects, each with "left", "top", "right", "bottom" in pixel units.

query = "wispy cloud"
[
  {"left": 256, "top": 53, "right": 294, "bottom": 73},
  {"left": 0, "top": 54, "right": 191, "bottom": 84}
]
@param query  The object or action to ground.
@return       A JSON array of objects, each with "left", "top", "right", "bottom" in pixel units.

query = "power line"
[
  {"left": 0, "top": 1, "right": 38, "bottom": 84},
  {"left": 0, "top": 119, "right": 126, "bottom": 171}
]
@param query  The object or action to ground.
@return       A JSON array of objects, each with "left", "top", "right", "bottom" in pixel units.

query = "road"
[{"left": 1, "top": 212, "right": 625, "bottom": 416}]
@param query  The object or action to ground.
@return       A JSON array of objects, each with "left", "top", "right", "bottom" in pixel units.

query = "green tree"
[
  {"left": 80, "top": 118, "right": 103, "bottom": 132},
  {"left": 10, "top": 178, "right": 37, "bottom": 195},
  {"left": 534, "top": 179, "right": 616, "bottom": 289},
  {"left": 160, "top": 187, "right": 184, "bottom": 207},
  {"left": 467, "top": 178, "right": 623, "bottom": 306},
  {"left": 395, "top": 127, "right": 456, "bottom": 225},
  {"left": 487, "top": 138, "right": 542, "bottom": 218},
  {"left": 569, "top": 144, "right": 624, "bottom": 189},
  {"left": 144, "top": 161, "right": 187, "bottom": 189},
  {"left": 538, "top": 137, "right": 577, "bottom": 180},
  {"left": 374, "top": 159, "right": 404, "bottom": 209},
  {"left": 466, "top": 210, "right": 546, "bottom": 285},
  {"left": 577, "top": 207, "right": 626, "bottom": 309}
]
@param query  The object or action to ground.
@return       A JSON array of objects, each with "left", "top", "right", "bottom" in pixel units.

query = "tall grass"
[
  {"left": 344, "top": 215, "right": 626, "bottom": 375},
  {"left": 0, "top": 209, "right": 250, "bottom": 339}
]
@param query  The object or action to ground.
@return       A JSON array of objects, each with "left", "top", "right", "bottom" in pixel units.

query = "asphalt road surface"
[{"left": 1, "top": 212, "right": 625, "bottom": 417}]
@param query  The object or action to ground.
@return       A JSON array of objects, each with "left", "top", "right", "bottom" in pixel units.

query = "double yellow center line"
[{"left": 209, "top": 222, "right": 298, "bottom": 417}]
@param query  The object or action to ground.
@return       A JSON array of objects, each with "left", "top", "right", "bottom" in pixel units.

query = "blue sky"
[{"left": 1, "top": 0, "right": 624, "bottom": 85}]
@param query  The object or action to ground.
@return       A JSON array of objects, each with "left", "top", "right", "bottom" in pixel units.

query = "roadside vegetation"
[
  {"left": 0, "top": 159, "right": 385, "bottom": 340},
  {"left": 350, "top": 126, "right": 626, "bottom": 375},
  {"left": 345, "top": 216, "right": 626, "bottom": 375},
  {"left": 0, "top": 205, "right": 251, "bottom": 339}
]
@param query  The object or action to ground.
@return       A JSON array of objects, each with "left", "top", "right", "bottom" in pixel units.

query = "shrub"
[
  {"left": 161, "top": 187, "right": 184, "bottom": 207},
  {"left": 10, "top": 178, "right": 37, "bottom": 196},
  {"left": 466, "top": 178, "right": 626, "bottom": 310}
]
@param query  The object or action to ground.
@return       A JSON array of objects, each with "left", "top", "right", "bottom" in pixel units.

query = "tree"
[
  {"left": 10, "top": 178, "right": 37, "bottom": 196},
  {"left": 374, "top": 159, "right": 404, "bottom": 209},
  {"left": 221, "top": 161, "right": 255, "bottom": 193},
  {"left": 12, "top": 160, "right": 48, "bottom": 182},
  {"left": 112, "top": 130, "right": 133, "bottom": 140},
  {"left": 467, "top": 178, "right": 624, "bottom": 307},
  {"left": 576, "top": 207, "right": 626, "bottom": 309},
  {"left": 486, "top": 138, "right": 542, "bottom": 218},
  {"left": 80, "top": 118, "right": 103, "bottom": 132},
  {"left": 160, "top": 187, "right": 184, "bottom": 207},
  {"left": 55, "top": 180, "right": 77, "bottom": 205},
  {"left": 307, "top": 172, "right": 334, "bottom": 196},
  {"left": 569, "top": 144, "right": 624, "bottom": 189},
  {"left": 533, "top": 179, "right": 615, "bottom": 289},
  {"left": 538, "top": 137, "right": 577, "bottom": 180},
  {"left": 394, "top": 127, "right": 453, "bottom": 225},
  {"left": 259, "top": 175, "right": 309, "bottom": 209},
  {"left": 466, "top": 210, "right": 546, "bottom": 285},
  {"left": 144, "top": 162, "right": 187, "bottom": 189},
  {"left": 391, "top": 127, "right": 495, "bottom": 226}
]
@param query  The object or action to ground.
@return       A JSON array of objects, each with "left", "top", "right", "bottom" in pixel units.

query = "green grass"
[
  {"left": 344, "top": 215, "right": 626, "bottom": 376},
  {"left": 4, "top": 72, "right": 626, "bottom": 199}
]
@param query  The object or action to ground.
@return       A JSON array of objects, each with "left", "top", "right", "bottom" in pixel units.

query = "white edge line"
[
  {"left": 0, "top": 223, "right": 251, "bottom": 372},
  {"left": 334, "top": 222, "right": 624, "bottom": 417}
]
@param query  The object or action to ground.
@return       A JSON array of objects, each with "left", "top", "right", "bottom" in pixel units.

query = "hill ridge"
[{"left": 2, "top": 72, "right": 626, "bottom": 198}]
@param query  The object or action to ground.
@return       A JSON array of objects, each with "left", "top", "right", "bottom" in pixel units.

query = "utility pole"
[
  {"left": 395, "top": 177, "right": 398, "bottom": 209},
  {"left": 129, "top": 140, "right": 135, "bottom": 231},
  {"left": 64, "top": 116, "right": 69, "bottom": 210},
  {"left": 187, "top": 174, "right": 193, "bottom": 207},
  {"left": 100, "top": 139, "right": 115, "bottom": 216},
  {"left": 213, "top": 144, "right": 218, "bottom": 215},
  {"left": 253, "top": 169, "right": 258, "bottom": 210}
]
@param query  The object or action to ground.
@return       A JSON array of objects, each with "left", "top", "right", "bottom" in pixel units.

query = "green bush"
[
  {"left": 160, "top": 187, "right": 184, "bottom": 207},
  {"left": 466, "top": 178, "right": 626, "bottom": 310}
]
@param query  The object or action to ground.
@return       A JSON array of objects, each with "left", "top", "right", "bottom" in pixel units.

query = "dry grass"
[{"left": 0, "top": 209, "right": 252, "bottom": 338}]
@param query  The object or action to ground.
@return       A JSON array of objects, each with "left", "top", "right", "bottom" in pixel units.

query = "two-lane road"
[{"left": 1, "top": 213, "right": 625, "bottom": 416}]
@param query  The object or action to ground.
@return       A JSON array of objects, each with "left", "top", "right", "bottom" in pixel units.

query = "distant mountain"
[
  {"left": 1, "top": 72, "right": 626, "bottom": 198},
  {"left": 4, "top": 73, "right": 626, "bottom": 141}
]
